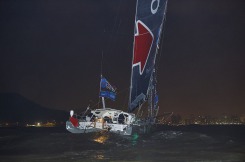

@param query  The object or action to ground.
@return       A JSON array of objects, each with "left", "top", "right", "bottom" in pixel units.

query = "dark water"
[{"left": 0, "top": 125, "right": 244, "bottom": 162}]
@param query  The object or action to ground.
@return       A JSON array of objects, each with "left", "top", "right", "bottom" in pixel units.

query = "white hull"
[
  {"left": 66, "top": 108, "right": 156, "bottom": 135},
  {"left": 66, "top": 120, "right": 132, "bottom": 135},
  {"left": 66, "top": 120, "right": 154, "bottom": 136},
  {"left": 66, "top": 108, "right": 135, "bottom": 135}
]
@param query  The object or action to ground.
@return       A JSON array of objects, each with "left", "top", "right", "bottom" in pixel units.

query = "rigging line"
[
  {"left": 120, "top": 87, "right": 130, "bottom": 108},
  {"left": 91, "top": 87, "right": 130, "bottom": 109},
  {"left": 100, "top": 51, "right": 104, "bottom": 75},
  {"left": 155, "top": 3, "right": 168, "bottom": 75},
  {"left": 98, "top": 98, "right": 100, "bottom": 109},
  {"left": 123, "top": 89, "right": 130, "bottom": 108},
  {"left": 91, "top": 100, "right": 101, "bottom": 109},
  {"left": 92, "top": 97, "right": 109, "bottom": 109},
  {"left": 116, "top": 19, "right": 122, "bottom": 34},
  {"left": 156, "top": 14, "right": 167, "bottom": 75},
  {"left": 101, "top": 87, "right": 129, "bottom": 109},
  {"left": 106, "top": 0, "right": 122, "bottom": 55},
  {"left": 98, "top": 51, "right": 104, "bottom": 109}
]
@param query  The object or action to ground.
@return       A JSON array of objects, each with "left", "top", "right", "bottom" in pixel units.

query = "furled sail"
[{"left": 129, "top": 0, "right": 168, "bottom": 112}]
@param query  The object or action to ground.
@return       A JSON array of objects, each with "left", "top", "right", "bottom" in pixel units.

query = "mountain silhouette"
[{"left": 0, "top": 93, "right": 68, "bottom": 123}]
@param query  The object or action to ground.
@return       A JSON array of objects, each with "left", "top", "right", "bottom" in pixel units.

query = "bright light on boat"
[
  {"left": 70, "top": 110, "right": 74, "bottom": 117},
  {"left": 97, "top": 118, "right": 103, "bottom": 123}
]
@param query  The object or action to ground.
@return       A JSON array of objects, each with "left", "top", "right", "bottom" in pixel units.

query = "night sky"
[{"left": 0, "top": 0, "right": 244, "bottom": 116}]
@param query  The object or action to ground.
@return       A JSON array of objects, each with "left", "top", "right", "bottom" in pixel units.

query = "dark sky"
[{"left": 0, "top": 0, "right": 244, "bottom": 116}]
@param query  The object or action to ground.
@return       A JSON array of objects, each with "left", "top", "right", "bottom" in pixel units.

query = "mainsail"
[{"left": 129, "top": 0, "right": 168, "bottom": 112}]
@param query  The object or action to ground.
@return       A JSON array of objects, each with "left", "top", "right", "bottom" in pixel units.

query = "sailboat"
[{"left": 66, "top": 0, "right": 168, "bottom": 135}]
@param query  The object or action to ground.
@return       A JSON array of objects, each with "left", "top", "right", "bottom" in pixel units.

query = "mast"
[
  {"left": 100, "top": 75, "right": 106, "bottom": 109},
  {"left": 102, "top": 97, "right": 106, "bottom": 109},
  {"left": 100, "top": 52, "right": 105, "bottom": 109}
]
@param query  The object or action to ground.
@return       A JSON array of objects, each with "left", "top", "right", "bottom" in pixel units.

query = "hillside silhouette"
[{"left": 0, "top": 93, "right": 68, "bottom": 122}]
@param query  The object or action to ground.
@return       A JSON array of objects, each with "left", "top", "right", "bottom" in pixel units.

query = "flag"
[
  {"left": 100, "top": 77, "right": 116, "bottom": 92},
  {"left": 99, "top": 91, "right": 116, "bottom": 101},
  {"left": 99, "top": 77, "right": 116, "bottom": 101}
]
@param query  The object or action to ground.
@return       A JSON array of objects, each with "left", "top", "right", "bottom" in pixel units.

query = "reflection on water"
[
  {"left": 94, "top": 154, "right": 104, "bottom": 160},
  {"left": 131, "top": 132, "right": 139, "bottom": 146},
  {"left": 93, "top": 135, "right": 108, "bottom": 144},
  {"left": 93, "top": 131, "right": 109, "bottom": 144},
  {"left": 0, "top": 127, "right": 243, "bottom": 161},
  {"left": 92, "top": 131, "right": 140, "bottom": 146}
]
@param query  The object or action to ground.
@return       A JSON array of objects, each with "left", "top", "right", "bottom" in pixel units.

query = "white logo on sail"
[{"left": 151, "top": 0, "right": 160, "bottom": 14}]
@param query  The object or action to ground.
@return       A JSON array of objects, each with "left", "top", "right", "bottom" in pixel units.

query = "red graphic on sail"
[{"left": 133, "top": 21, "right": 153, "bottom": 74}]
